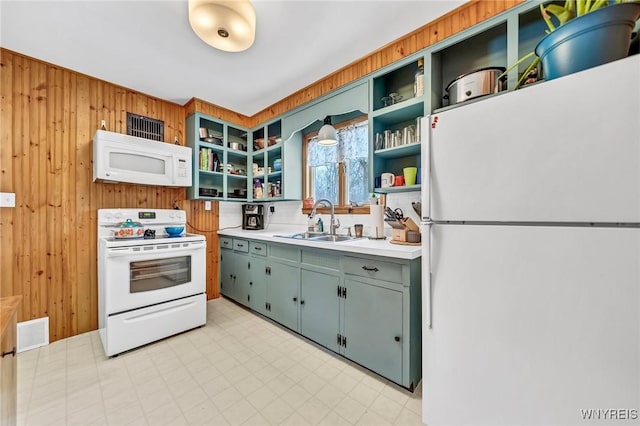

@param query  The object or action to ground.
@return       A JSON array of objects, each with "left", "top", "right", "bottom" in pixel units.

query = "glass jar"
[{"left": 414, "top": 58, "right": 424, "bottom": 97}]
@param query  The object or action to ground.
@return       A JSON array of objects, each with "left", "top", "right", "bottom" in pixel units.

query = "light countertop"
[{"left": 218, "top": 226, "right": 422, "bottom": 260}]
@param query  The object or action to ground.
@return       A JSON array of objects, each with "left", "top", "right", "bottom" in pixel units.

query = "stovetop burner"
[{"left": 98, "top": 209, "right": 205, "bottom": 248}]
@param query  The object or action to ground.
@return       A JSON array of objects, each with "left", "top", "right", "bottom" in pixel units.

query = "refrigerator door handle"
[
  {"left": 420, "top": 116, "right": 431, "bottom": 221},
  {"left": 421, "top": 221, "right": 432, "bottom": 328}
]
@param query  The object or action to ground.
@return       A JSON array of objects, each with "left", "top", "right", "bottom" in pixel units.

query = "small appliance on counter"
[{"left": 242, "top": 203, "right": 265, "bottom": 230}]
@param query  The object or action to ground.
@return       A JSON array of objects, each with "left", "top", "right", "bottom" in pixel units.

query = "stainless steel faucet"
[{"left": 311, "top": 199, "right": 340, "bottom": 235}]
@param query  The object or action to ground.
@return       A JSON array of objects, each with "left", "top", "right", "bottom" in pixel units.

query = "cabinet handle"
[
  {"left": 394, "top": 336, "right": 401, "bottom": 342},
  {"left": 300, "top": 300, "right": 305, "bottom": 305},
  {"left": 248, "top": 262, "right": 251, "bottom": 269},
  {"left": 237, "top": 243, "right": 244, "bottom": 248},
  {"left": 362, "top": 266, "right": 379, "bottom": 272},
  {"left": 255, "top": 247, "right": 262, "bottom": 251},
  {"left": 293, "top": 297, "right": 297, "bottom": 302},
  {"left": 249, "top": 281, "right": 253, "bottom": 286},
  {"left": 1, "top": 346, "right": 16, "bottom": 358}
]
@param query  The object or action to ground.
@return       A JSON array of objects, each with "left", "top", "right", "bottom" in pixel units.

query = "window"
[{"left": 303, "top": 116, "right": 369, "bottom": 212}]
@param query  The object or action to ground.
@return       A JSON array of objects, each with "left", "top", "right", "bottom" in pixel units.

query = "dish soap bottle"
[
  {"left": 307, "top": 215, "right": 315, "bottom": 232},
  {"left": 414, "top": 58, "right": 424, "bottom": 97},
  {"left": 317, "top": 217, "right": 324, "bottom": 233}
]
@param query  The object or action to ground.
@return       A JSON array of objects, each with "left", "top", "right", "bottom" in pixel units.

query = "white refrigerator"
[{"left": 420, "top": 55, "right": 640, "bottom": 426}]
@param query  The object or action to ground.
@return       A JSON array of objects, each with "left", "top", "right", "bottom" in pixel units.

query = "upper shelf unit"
[
  {"left": 370, "top": 57, "right": 425, "bottom": 194},
  {"left": 430, "top": 22, "right": 508, "bottom": 112},
  {"left": 250, "top": 119, "right": 302, "bottom": 201},
  {"left": 186, "top": 113, "right": 250, "bottom": 201}
]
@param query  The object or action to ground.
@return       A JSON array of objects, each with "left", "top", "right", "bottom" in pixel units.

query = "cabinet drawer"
[
  {"left": 233, "top": 239, "right": 249, "bottom": 253},
  {"left": 343, "top": 256, "right": 403, "bottom": 284},
  {"left": 250, "top": 241, "right": 267, "bottom": 256},
  {"left": 220, "top": 237, "right": 233, "bottom": 249},
  {"left": 301, "top": 249, "right": 340, "bottom": 271},
  {"left": 270, "top": 243, "right": 300, "bottom": 262}
]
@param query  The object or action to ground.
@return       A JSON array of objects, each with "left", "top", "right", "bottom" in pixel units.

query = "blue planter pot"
[{"left": 535, "top": 3, "right": 640, "bottom": 80}]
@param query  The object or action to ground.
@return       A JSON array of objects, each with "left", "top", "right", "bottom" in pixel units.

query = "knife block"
[{"left": 392, "top": 229, "right": 409, "bottom": 242}]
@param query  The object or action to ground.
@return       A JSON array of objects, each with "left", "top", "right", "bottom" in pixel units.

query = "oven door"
[{"left": 103, "top": 240, "right": 205, "bottom": 314}]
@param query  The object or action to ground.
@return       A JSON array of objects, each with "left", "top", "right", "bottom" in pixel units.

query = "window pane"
[
  {"left": 346, "top": 157, "right": 369, "bottom": 205},
  {"left": 305, "top": 116, "right": 368, "bottom": 206},
  {"left": 312, "top": 164, "right": 338, "bottom": 204}
]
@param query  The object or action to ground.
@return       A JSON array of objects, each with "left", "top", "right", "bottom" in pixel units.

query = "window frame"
[{"left": 302, "top": 115, "right": 370, "bottom": 215}]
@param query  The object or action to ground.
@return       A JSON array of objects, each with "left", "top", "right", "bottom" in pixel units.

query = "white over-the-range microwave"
[{"left": 93, "top": 130, "right": 192, "bottom": 187}]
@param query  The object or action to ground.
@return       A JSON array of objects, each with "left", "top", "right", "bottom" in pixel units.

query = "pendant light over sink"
[
  {"left": 317, "top": 116, "right": 338, "bottom": 146},
  {"left": 188, "top": 0, "right": 256, "bottom": 52}
]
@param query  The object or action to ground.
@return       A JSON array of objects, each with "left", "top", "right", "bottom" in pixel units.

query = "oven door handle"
[{"left": 106, "top": 242, "right": 205, "bottom": 258}]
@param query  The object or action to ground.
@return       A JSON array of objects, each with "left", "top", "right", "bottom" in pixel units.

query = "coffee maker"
[{"left": 242, "top": 204, "right": 265, "bottom": 230}]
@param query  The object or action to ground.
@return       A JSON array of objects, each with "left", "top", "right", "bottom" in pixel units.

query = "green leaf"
[
  {"left": 544, "top": 4, "right": 576, "bottom": 26},
  {"left": 496, "top": 51, "right": 537, "bottom": 81},
  {"left": 540, "top": 3, "right": 556, "bottom": 32}
]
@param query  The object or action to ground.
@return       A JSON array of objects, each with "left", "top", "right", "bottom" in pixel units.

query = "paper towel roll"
[{"left": 370, "top": 204, "right": 385, "bottom": 239}]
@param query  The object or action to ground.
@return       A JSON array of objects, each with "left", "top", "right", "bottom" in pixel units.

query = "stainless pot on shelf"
[
  {"left": 229, "top": 142, "right": 246, "bottom": 151},
  {"left": 444, "top": 67, "right": 506, "bottom": 105}
]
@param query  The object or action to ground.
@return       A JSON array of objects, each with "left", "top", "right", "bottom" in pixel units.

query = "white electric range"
[{"left": 97, "top": 208, "right": 207, "bottom": 356}]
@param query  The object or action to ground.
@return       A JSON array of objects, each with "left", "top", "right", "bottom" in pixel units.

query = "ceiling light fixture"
[
  {"left": 188, "top": 0, "right": 256, "bottom": 52},
  {"left": 317, "top": 116, "right": 338, "bottom": 146}
]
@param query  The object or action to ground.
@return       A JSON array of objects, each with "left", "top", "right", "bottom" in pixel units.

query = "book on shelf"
[{"left": 199, "top": 148, "right": 220, "bottom": 172}]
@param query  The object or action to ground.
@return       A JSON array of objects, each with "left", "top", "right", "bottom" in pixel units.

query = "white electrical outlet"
[
  {"left": 205, "top": 201, "right": 212, "bottom": 211},
  {"left": 0, "top": 192, "right": 16, "bottom": 208}
]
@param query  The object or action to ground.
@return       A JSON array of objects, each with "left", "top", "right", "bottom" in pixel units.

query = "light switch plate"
[
  {"left": 0, "top": 192, "right": 16, "bottom": 208},
  {"left": 204, "top": 201, "right": 212, "bottom": 211}
]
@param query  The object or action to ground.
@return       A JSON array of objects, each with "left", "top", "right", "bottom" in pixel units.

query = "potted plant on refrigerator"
[{"left": 501, "top": 0, "right": 640, "bottom": 89}]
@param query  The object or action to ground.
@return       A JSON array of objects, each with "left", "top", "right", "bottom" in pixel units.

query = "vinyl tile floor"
[{"left": 16, "top": 297, "right": 423, "bottom": 426}]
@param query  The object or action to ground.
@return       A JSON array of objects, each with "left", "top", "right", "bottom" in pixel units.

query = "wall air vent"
[
  {"left": 17, "top": 317, "right": 49, "bottom": 352},
  {"left": 127, "top": 113, "right": 164, "bottom": 141}
]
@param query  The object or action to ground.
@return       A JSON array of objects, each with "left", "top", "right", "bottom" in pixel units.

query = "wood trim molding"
[{"left": 248, "top": 0, "right": 523, "bottom": 127}]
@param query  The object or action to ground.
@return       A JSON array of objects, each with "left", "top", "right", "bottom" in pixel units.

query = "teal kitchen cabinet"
[
  {"left": 248, "top": 241, "right": 268, "bottom": 315},
  {"left": 265, "top": 243, "right": 301, "bottom": 331},
  {"left": 341, "top": 254, "right": 422, "bottom": 391},
  {"left": 342, "top": 277, "right": 403, "bottom": 385},
  {"left": 250, "top": 119, "right": 302, "bottom": 201},
  {"left": 217, "top": 235, "right": 421, "bottom": 390},
  {"left": 219, "top": 237, "right": 233, "bottom": 298},
  {"left": 219, "top": 238, "right": 250, "bottom": 305},
  {"left": 186, "top": 113, "right": 250, "bottom": 201},
  {"left": 370, "top": 57, "right": 424, "bottom": 196},
  {"left": 299, "top": 249, "right": 342, "bottom": 353},
  {"left": 300, "top": 270, "right": 341, "bottom": 353}
]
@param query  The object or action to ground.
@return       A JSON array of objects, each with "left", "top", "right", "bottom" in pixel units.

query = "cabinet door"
[
  {"left": 220, "top": 251, "right": 246, "bottom": 302},
  {"left": 219, "top": 249, "right": 234, "bottom": 298},
  {"left": 266, "top": 262, "right": 299, "bottom": 331},
  {"left": 300, "top": 270, "right": 340, "bottom": 352},
  {"left": 343, "top": 278, "right": 403, "bottom": 384},
  {"left": 249, "top": 257, "right": 268, "bottom": 315},
  {"left": 235, "top": 253, "right": 251, "bottom": 307}
]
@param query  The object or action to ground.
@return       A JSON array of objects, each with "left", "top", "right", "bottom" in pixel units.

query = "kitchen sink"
[
  {"left": 275, "top": 232, "right": 359, "bottom": 242},
  {"left": 309, "top": 234, "right": 358, "bottom": 242}
]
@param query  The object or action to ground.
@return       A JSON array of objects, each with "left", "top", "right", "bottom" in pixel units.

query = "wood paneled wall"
[
  {"left": 0, "top": 50, "right": 220, "bottom": 342},
  {"left": 1, "top": 0, "right": 521, "bottom": 343}
]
